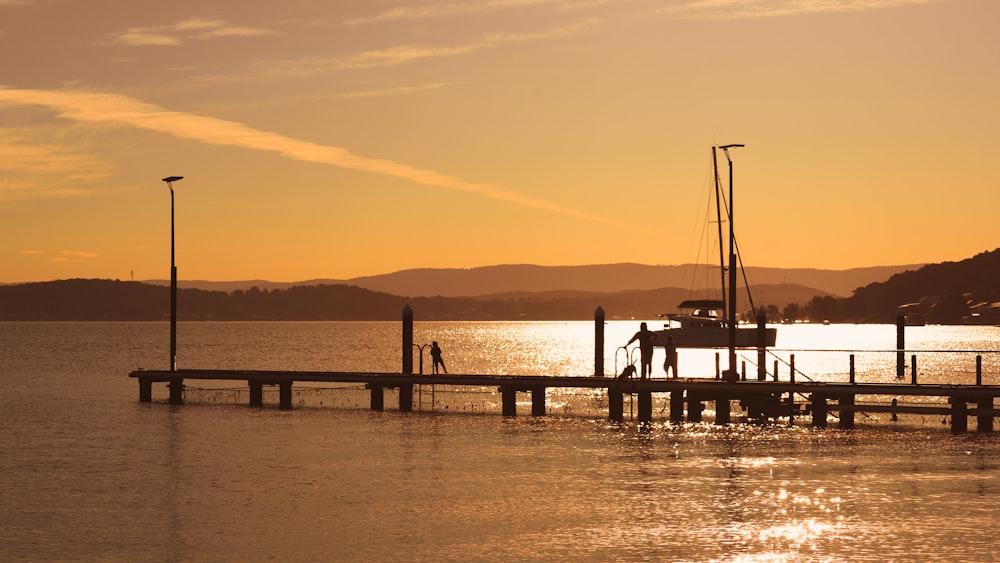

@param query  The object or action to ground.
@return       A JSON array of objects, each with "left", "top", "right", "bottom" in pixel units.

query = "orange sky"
[{"left": 1, "top": 0, "right": 997, "bottom": 283}]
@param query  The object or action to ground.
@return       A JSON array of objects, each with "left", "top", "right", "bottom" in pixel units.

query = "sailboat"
[{"left": 652, "top": 145, "right": 777, "bottom": 349}]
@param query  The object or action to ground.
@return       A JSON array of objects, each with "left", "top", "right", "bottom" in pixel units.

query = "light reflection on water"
[{"left": 2, "top": 321, "right": 1000, "bottom": 561}]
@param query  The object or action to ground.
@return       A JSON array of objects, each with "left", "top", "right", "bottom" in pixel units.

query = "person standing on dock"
[
  {"left": 627, "top": 322, "right": 656, "bottom": 379},
  {"left": 663, "top": 334, "right": 678, "bottom": 378},
  {"left": 431, "top": 341, "right": 448, "bottom": 374}
]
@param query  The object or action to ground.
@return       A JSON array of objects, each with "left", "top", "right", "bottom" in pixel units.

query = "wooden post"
[
  {"left": 850, "top": 354, "right": 855, "bottom": 384},
  {"left": 812, "top": 394, "right": 828, "bottom": 427},
  {"left": 531, "top": 387, "right": 546, "bottom": 416},
  {"left": 741, "top": 361, "right": 746, "bottom": 382},
  {"left": 502, "top": 387, "right": 517, "bottom": 417},
  {"left": 715, "top": 353, "right": 720, "bottom": 379},
  {"left": 951, "top": 396, "right": 968, "bottom": 434},
  {"left": 370, "top": 384, "right": 384, "bottom": 411},
  {"left": 687, "top": 393, "right": 703, "bottom": 422},
  {"left": 773, "top": 360, "right": 778, "bottom": 382},
  {"left": 891, "top": 398, "right": 898, "bottom": 422},
  {"left": 638, "top": 391, "right": 652, "bottom": 422},
  {"left": 139, "top": 378, "right": 152, "bottom": 402},
  {"left": 896, "top": 310, "right": 905, "bottom": 378},
  {"left": 279, "top": 381, "right": 292, "bottom": 410},
  {"left": 399, "top": 384, "right": 413, "bottom": 413},
  {"left": 670, "top": 390, "right": 684, "bottom": 423},
  {"left": 911, "top": 354, "right": 918, "bottom": 385},
  {"left": 168, "top": 377, "right": 183, "bottom": 405},
  {"left": 756, "top": 308, "right": 767, "bottom": 381},
  {"left": 790, "top": 354, "right": 796, "bottom": 384},
  {"left": 716, "top": 396, "right": 731, "bottom": 425},
  {"left": 595, "top": 307, "right": 605, "bottom": 377},
  {"left": 249, "top": 381, "right": 263, "bottom": 406},
  {"left": 402, "top": 305, "right": 413, "bottom": 374},
  {"left": 977, "top": 355, "right": 983, "bottom": 386},
  {"left": 977, "top": 397, "right": 992, "bottom": 432},
  {"left": 839, "top": 394, "right": 855, "bottom": 429},
  {"left": 609, "top": 386, "right": 624, "bottom": 422}
]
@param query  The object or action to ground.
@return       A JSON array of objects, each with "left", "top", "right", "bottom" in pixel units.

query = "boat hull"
[{"left": 653, "top": 326, "right": 777, "bottom": 349}]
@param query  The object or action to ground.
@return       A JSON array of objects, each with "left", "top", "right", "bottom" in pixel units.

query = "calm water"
[{"left": 3, "top": 321, "right": 1000, "bottom": 561}]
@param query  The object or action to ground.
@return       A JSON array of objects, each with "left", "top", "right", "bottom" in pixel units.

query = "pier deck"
[{"left": 129, "top": 368, "right": 1000, "bottom": 433}]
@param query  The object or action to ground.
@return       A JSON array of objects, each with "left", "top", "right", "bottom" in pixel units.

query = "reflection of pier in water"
[{"left": 129, "top": 306, "right": 1000, "bottom": 434}]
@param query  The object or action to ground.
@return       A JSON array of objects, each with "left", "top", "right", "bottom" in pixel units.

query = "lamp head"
[{"left": 162, "top": 176, "right": 183, "bottom": 183}]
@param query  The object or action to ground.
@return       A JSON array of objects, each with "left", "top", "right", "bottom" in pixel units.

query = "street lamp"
[
  {"left": 162, "top": 176, "right": 183, "bottom": 371},
  {"left": 718, "top": 144, "right": 743, "bottom": 378}
]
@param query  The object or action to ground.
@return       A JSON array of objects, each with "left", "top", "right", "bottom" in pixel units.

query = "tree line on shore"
[{"left": 1, "top": 249, "right": 997, "bottom": 323}]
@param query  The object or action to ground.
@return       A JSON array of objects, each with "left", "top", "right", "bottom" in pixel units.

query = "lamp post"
[
  {"left": 719, "top": 144, "right": 743, "bottom": 378},
  {"left": 162, "top": 176, "right": 183, "bottom": 371}
]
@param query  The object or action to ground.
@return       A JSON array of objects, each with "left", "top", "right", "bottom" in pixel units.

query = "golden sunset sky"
[{"left": 1, "top": 0, "right": 997, "bottom": 283}]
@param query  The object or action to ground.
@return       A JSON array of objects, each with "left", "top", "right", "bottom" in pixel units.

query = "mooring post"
[
  {"left": 402, "top": 305, "right": 413, "bottom": 374},
  {"left": 139, "top": 378, "right": 152, "bottom": 402},
  {"left": 609, "top": 385, "right": 624, "bottom": 422},
  {"left": 638, "top": 391, "right": 652, "bottom": 422},
  {"left": 812, "top": 394, "right": 828, "bottom": 427},
  {"left": 670, "top": 390, "right": 684, "bottom": 423},
  {"left": 399, "top": 384, "right": 413, "bottom": 412},
  {"left": 977, "top": 397, "right": 992, "bottom": 432},
  {"left": 249, "top": 381, "right": 263, "bottom": 407},
  {"left": 370, "top": 385, "right": 384, "bottom": 411},
  {"left": 279, "top": 381, "right": 292, "bottom": 410},
  {"left": 839, "top": 394, "right": 855, "bottom": 429},
  {"left": 595, "top": 306, "right": 605, "bottom": 377},
  {"left": 502, "top": 387, "right": 517, "bottom": 417},
  {"left": 977, "top": 355, "right": 983, "bottom": 386},
  {"left": 891, "top": 398, "right": 898, "bottom": 422},
  {"left": 716, "top": 396, "right": 731, "bottom": 425},
  {"left": 850, "top": 354, "right": 856, "bottom": 384},
  {"left": 168, "top": 377, "right": 183, "bottom": 405},
  {"left": 756, "top": 307, "right": 767, "bottom": 381},
  {"left": 911, "top": 354, "right": 918, "bottom": 385},
  {"left": 896, "top": 310, "right": 905, "bottom": 378},
  {"left": 531, "top": 387, "right": 546, "bottom": 416},
  {"left": 951, "top": 396, "right": 968, "bottom": 434},
  {"left": 687, "top": 392, "right": 703, "bottom": 422}
]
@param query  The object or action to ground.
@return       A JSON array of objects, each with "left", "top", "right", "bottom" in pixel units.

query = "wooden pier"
[
  {"left": 128, "top": 369, "right": 1000, "bottom": 433},
  {"left": 129, "top": 306, "right": 1000, "bottom": 433}
]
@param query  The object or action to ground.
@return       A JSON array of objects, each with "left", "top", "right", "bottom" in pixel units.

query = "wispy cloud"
[
  {"left": 110, "top": 16, "right": 280, "bottom": 47},
  {"left": 0, "top": 131, "right": 110, "bottom": 201},
  {"left": 50, "top": 250, "right": 99, "bottom": 263},
  {"left": 242, "top": 18, "right": 601, "bottom": 80},
  {"left": 656, "top": 0, "right": 932, "bottom": 20},
  {"left": 0, "top": 87, "right": 651, "bottom": 234},
  {"left": 344, "top": 0, "right": 603, "bottom": 26}
]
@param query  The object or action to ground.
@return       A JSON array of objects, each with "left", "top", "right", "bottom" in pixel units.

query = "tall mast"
[
  {"left": 720, "top": 144, "right": 744, "bottom": 378},
  {"left": 712, "top": 147, "right": 726, "bottom": 321}
]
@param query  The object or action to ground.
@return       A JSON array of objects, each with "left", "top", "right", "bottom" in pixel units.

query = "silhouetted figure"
[
  {"left": 663, "top": 334, "right": 678, "bottom": 378},
  {"left": 430, "top": 341, "right": 447, "bottom": 374},
  {"left": 627, "top": 322, "right": 656, "bottom": 379}
]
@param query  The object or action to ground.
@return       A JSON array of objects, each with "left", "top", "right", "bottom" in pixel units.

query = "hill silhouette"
[
  {"left": 2, "top": 250, "right": 996, "bottom": 322},
  {"left": 139, "top": 262, "right": 918, "bottom": 298}
]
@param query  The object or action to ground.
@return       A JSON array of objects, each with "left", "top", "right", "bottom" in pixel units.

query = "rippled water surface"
[{"left": 2, "top": 321, "right": 1000, "bottom": 561}]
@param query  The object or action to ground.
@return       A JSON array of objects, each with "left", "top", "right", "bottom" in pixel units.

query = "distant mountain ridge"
[
  {"left": 140, "top": 263, "right": 922, "bottom": 298},
  {"left": 3, "top": 250, "right": 998, "bottom": 322}
]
